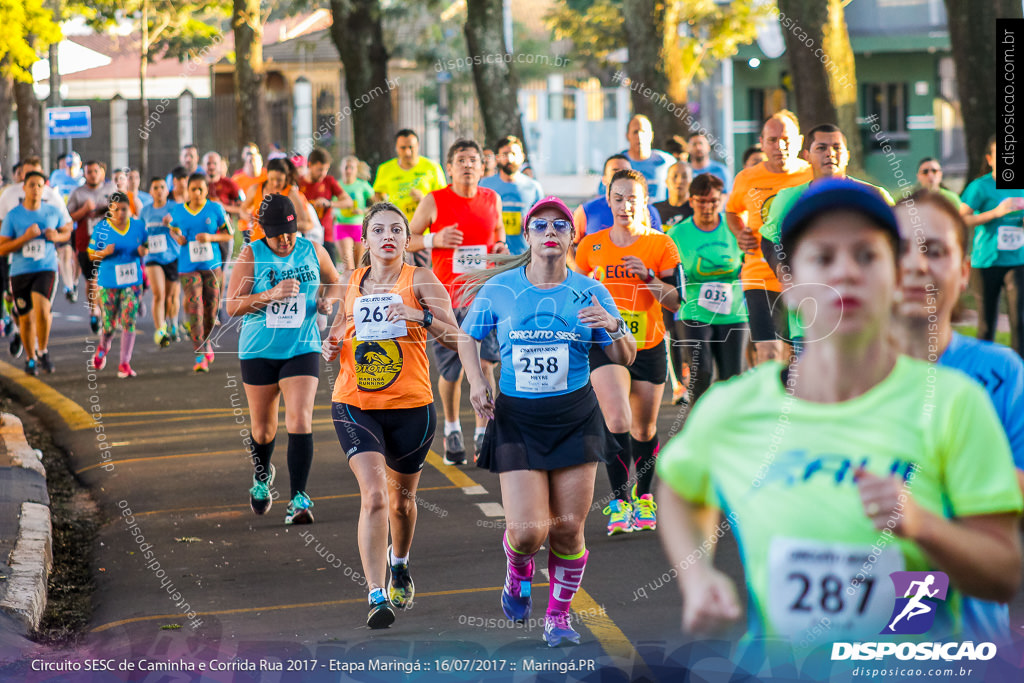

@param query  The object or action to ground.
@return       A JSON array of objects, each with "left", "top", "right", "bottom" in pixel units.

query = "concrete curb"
[
  {"left": 0, "top": 503, "right": 52, "bottom": 632},
  {"left": 0, "top": 413, "right": 46, "bottom": 477},
  {"left": 0, "top": 412, "right": 52, "bottom": 634}
]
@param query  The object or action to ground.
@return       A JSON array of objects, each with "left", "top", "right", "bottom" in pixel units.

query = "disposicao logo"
[
  {"left": 882, "top": 571, "right": 948, "bottom": 635},
  {"left": 831, "top": 571, "right": 996, "bottom": 662}
]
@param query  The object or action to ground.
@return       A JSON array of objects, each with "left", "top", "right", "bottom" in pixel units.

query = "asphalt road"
[
  {"left": 0, "top": 287, "right": 748, "bottom": 682},
  {"left": 2, "top": 287, "right": 1023, "bottom": 683}
]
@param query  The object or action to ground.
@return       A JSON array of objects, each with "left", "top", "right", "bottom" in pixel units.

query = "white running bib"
[
  {"left": 353, "top": 293, "right": 407, "bottom": 341},
  {"left": 698, "top": 282, "right": 732, "bottom": 315},
  {"left": 21, "top": 239, "right": 45, "bottom": 260},
  {"left": 266, "top": 296, "right": 303, "bottom": 328},
  {"left": 767, "top": 537, "right": 903, "bottom": 641},
  {"left": 997, "top": 225, "right": 1024, "bottom": 251},
  {"left": 148, "top": 234, "right": 167, "bottom": 254},
  {"left": 189, "top": 240, "right": 214, "bottom": 263},
  {"left": 452, "top": 245, "right": 487, "bottom": 274},
  {"left": 115, "top": 262, "right": 139, "bottom": 286},
  {"left": 513, "top": 343, "right": 569, "bottom": 393}
]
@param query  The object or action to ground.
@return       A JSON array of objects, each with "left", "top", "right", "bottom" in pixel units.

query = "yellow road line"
[
  {"left": 96, "top": 417, "right": 335, "bottom": 444},
  {"left": 425, "top": 451, "right": 478, "bottom": 488},
  {"left": 423, "top": 450, "right": 638, "bottom": 663},
  {"left": 90, "top": 584, "right": 550, "bottom": 633},
  {"left": 75, "top": 449, "right": 239, "bottom": 475},
  {"left": 127, "top": 486, "right": 460, "bottom": 518},
  {"left": 0, "top": 360, "right": 94, "bottom": 430},
  {"left": 103, "top": 405, "right": 335, "bottom": 418}
]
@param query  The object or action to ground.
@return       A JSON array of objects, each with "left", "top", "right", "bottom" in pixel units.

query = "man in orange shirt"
[
  {"left": 232, "top": 143, "right": 268, "bottom": 238},
  {"left": 725, "top": 110, "right": 812, "bottom": 364}
]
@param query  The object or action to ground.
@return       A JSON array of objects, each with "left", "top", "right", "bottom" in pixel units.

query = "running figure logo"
[{"left": 881, "top": 571, "right": 949, "bottom": 635}]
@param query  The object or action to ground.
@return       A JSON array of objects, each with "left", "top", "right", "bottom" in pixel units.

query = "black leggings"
[
  {"left": 976, "top": 265, "right": 1024, "bottom": 357},
  {"left": 678, "top": 320, "right": 747, "bottom": 403}
]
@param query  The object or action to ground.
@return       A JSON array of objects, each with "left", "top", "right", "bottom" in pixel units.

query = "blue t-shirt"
[
  {"left": 691, "top": 160, "right": 732, "bottom": 193},
  {"left": 89, "top": 218, "right": 147, "bottom": 289},
  {"left": 170, "top": 200, "right": 229, "bottom": 273},
  {"left": 239, "top": 238, "right": 322, "bottom": 360},
  {"left": 462, "top": 268, "right": 618, "bottom": 398},
  {"left": 939, "top": 331, "right": 1024, "bottom": 643},
  {"left": 620, "top": 149, "right": 676, "bottom": 202},
  {"left": 960, "top": 174, "right": 1024, "bottom": 268},
  {"left": 581, "top": 195, "right": 662, "bottom": 236},
  {"left": 137, "top": 191, "right": 154, "bottom": 208},
  {"left": 479, "top": 173, "right": 544, "bottom": 255},
  {"left": 2, "top": 204, "right": 62, "bottom": 276},
  {"left": 140, "top": 202, "right": 180, "bottom": 266},
  {"left": 48, "top": 169, "right": 84, "bottom": 201}
]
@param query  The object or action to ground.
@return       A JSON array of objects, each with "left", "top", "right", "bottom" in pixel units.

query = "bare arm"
[
  {"left": 961, "top": 199, "right": 1016, "bottom": 228},
  {"left": 407, "top": 193, "right": 437, "bottom": 252},
  {"left": 859, "top": 470, "right": 1022, "bottom": 602},
  {"left": 726, "top": 211, "right": 758, "bottom": 253},
  {"left": 411, "top": 267, "right": 462, "bottom": 351},
  {"left": 656, "top": 481, "right": 742, "bottom": 635}
]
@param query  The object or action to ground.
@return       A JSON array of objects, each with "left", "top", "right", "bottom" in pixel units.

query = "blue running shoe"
[
  {"left": 543, "top": 612, "right": 581, "bottom": 647},
  {"left": 367, "top": 589, "right": 395, "bottom": 629},
  {"left": 501, "top": 577, "right": 532, "bottom": 622}
]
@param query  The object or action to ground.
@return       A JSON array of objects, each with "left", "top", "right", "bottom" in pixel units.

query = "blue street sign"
[{"left": 47, "top": 106, "right": 92, "bottom": 139}]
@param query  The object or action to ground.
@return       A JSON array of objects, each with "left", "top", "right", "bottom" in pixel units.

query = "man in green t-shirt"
[
  {"left": 915, "top": 157, "right": 961, "bottom": 210},
  {"left": 760, "top": 124, "right": 893, "bottom": 341},
  {"left": 666, "top": 173, "right": 747, "bottom": 403},
  {"left": 761, "top": 123, "right": 894, "bottom": 248}
]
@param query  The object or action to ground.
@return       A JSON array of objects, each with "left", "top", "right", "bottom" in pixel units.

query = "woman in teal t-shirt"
[
  {"left": 666, "top": 174, "right": 747, "bottom": 403},
  {"left": 960, "top": 136, "right": 1024, "bottom": 356}
]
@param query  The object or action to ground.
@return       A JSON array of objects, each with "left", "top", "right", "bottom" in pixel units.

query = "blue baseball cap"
[{"left": 780, "top": 178, "right": 901, "bottom": 248}]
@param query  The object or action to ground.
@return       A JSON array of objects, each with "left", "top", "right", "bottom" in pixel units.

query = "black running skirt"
[{"left": 477, "top": 383, "right": 617, "bottom": 473}]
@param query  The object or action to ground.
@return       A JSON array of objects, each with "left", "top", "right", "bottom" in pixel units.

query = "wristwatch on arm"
[{"left": 607, "top": 318, "right": 628, "bottom": 341}]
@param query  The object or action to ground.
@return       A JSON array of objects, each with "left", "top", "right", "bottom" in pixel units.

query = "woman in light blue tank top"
[{"left": 226, "top": 194, "right": 341, "bottom": 526}]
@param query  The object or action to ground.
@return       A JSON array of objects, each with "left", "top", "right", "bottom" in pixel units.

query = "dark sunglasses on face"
[
  {"left": 527, "top": 218, "right": 573, "bottom": 233},
  {"left": 920, "top": 168, "right": 940, "bottom": 174}
]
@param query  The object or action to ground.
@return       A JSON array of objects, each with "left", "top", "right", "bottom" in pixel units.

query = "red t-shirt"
[
  {"left": 430, "top": 185, "right": 499, "bottom": 306},
  {"left": 209, "top": 177, "right": 244, "bottom": 207},
  {"left": 300, "top": 175, "right": 344, "bottom": 234}
]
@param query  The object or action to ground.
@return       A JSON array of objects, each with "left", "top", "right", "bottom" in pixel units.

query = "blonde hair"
[
  {"left": 457, "top": 251, "right": 532, "bottom": 302},
  {"left": 358, "top": 202, "right": 411, "bottom": 267}
]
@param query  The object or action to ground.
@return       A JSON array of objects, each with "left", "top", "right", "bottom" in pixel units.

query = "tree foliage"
[
  {"left": 89, "top": 0, "right": 228, "bottom": 64},
  {"left": 0, "top": 0, "right": 63, "bottom": 81},
  {"left": 546, "top": 0, "right": 765, "bottom": 87}
]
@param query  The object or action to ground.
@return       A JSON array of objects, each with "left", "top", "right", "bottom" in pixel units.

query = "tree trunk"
[
  {"left": 622, "top": 0, "right": 687, "bottom": 139},
  {"left": 232, "top": 0, "right": 271, "bottom": 154},
  {"left": 463, "top": 0, "right": 526, "bottom": 153},
  {"left": 777, "top": 0, "right": 862, "bottom": 171},
  {"left": 15, "top": 78, "right": 41, "bottom": 160},
  {"left": 945, "top": 0, "right": 1023, "bottom": 178},
  {"left": 328, "top": 0, "right": 395, "bottom": 173},
  {"left": 0, "top": 73, "right": 12, "bottom": 173},
  {"left": 140, "top": 0, "right": 149, "bottom": 178}
]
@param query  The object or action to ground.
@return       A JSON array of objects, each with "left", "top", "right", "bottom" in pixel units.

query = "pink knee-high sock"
[
  {"left": 503, "top": 532, "right": 536, "bottom": 589},
  {"left": 119, "top": 331, "right": 136, "bottom": 366},
  {"left": 547, "top": 548, "right": 588, "bottom": 617}
]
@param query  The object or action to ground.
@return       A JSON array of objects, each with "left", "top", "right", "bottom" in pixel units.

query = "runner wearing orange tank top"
[
  {"left": 408, "top": 139, "right": 507, "bottom": 466},
  {"left": 323, "top": 202, "right": 461, "bottom": 629},
  {"left": 573, "top": 169, "right": 682, "bottom": 537}
]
